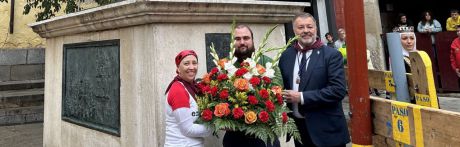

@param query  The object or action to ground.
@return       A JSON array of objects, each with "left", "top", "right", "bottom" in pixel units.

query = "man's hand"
[{"left": 282, "top": 90, "right": 302, "bottom": 104}]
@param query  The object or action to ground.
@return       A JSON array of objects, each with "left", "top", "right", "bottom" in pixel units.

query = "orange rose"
[
  {"left": 202, "top": 73, "right": 211, "bottom": 84},
  {"left": 218, "top": 58, "right": 228, "bottom": 69},
  {"left": 271, "top": 86, "right": 282, "bottom": 95},
  {"left": 256, "top": 64, "right": 266, "bottom": 75},
  {"left": 233, "top": 78, "right": 249, "bottom": 91},
  {"left": 244, "top": 111, "right": 257, "bottom": 124},
  {"left": 214, "top": 103, "right": 231, "bottom": 117}
]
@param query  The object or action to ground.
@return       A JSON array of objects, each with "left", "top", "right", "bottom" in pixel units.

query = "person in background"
[
  {"left": 450, "top": 25, "right": 460, "bottom": 78},
  {"left": 324, "top": 32, "right": 336, "bottom": 49},
  {"left": 394, "top": 13, "right": 414, "bottom": 31},
  {"left": 417, "top": 11, "right": 442, "bottom": 45},
  {"left": 164, "top": 50, "right": 212, "bottom": 147},
  {"left": 334, "top": 28, "right": 346, "bottom": 49},
  {"left": 446, "top": 9, "right": 460, "bottom": 31}
]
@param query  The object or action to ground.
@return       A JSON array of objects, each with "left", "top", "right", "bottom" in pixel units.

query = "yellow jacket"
[{"left": 446, "top": 17, "right": 460, "bottom": 31}]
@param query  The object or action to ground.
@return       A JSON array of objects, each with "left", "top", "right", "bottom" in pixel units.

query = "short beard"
[
  {"left": 298, "top": 34, "right": 317, "bottom": 47},
  {"left": 234, "top": 46, "right": 255, "bottom": 63}
]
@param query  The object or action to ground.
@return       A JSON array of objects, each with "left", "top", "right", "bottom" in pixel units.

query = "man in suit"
[{"left": 279, "top": 12, "right": 350, "bottom": 147}]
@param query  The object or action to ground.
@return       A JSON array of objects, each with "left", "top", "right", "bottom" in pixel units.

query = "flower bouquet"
[{"left": 196, "top": 21, "right": 301, "bottom": 145}]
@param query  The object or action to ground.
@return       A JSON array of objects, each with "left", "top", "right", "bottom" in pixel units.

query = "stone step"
[
  {"left": 0, "top": 88, "right": 44, "bottom": 109},
  {"left": 0, "top": 106, "right": 43, "bottom": 126},
  {"left": 0, "top": 80, "right": 44, "bottom": 91}
]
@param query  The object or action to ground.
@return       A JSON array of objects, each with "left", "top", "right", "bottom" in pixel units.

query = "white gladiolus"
[
  {"left": 264, "top": 62, "right": 275, "bottom": 78},
  {"left": 251, "top": 67, "right": 260, "bottom": 76},
  {"left": 244, "top": 58, "right": 257, "bottom": 69},
  {"left": 243, "top": 72, "right": 253, "bottom": 80},
  {"left": 225, "top": 61, "right": 237, "bottom": 77}
]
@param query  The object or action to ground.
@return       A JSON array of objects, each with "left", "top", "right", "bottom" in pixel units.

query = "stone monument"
[{"left": 30, "top": 0, "right": 308, "bottom": 146}]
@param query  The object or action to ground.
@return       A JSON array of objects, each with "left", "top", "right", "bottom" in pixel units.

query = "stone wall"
[
  {"left": 0, "top": 0, "right": 45, "bottom": 49},
  {"left": 0, "top": 0, "right": 99, "bottom": 49},
  {"left": 0, "top": 48, "right": 45, "bottom": 81}
]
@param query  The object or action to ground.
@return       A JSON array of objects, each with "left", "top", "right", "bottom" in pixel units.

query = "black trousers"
[
  {"left": 293, "top": 118, "right": 346, "bottom": 147},
  {"left": 223, "top": 131, "right": 280, "bottom": 147}
]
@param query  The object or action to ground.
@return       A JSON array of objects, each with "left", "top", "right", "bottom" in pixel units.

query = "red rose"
[
  {"left": 232, "top": 107, "right": 244, "bottom": 119},
  {"left": 249, "top": 77, "right": 260, "bottom": 86},
  {"left": 248, "top": 95, "right": 258, "bottom": 105},
  {"left": 265, "top": 100, "right": 275, "bottom": 112},
  {"left": 219, "top": 89, "right": 229, "bottom": 100},
  {"left": 259, "top": 89, "right": 269, "bottom": 99},
  {"left": 262, "top": 76, "right": 271, "bottom": 84},
  {"left": 201, "top": 85, "right": 211, "bottom": 94},
  {"left": 210, "top": 67, "right": 219, "bottom": 75},
  {"left": 217, "top": 74, "right": 228, "bottom": 81},
  {"left": 276, "top": 93, "right": 283, "bottom": 105},
  {"left": 210, "top": 86, "right": 218, "bottom": 96},
  {"left": 235, "top": 68, "right": 248, "bottom": 77},
  {"left": 258, "top": 111, "right": 269, "bottom": 123},
  {"left": 197, "top": 83, "right": 205, "bottom": 94},
  {"left": 282, "top": 112, "right": 288, "bottom": 124},
  {"left": 202, "top": 109, "right": 213, "bottom": 121}
]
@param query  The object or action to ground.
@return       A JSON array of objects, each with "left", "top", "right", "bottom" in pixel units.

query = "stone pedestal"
[{"left": 30, "top": 0, "right": 308, "bottom": 146}]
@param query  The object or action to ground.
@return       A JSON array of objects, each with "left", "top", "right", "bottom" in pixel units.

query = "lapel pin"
[{"left": 317, "top": 51, "right": 320, "bottom": 54}]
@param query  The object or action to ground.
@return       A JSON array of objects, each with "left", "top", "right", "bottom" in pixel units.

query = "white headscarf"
[{"left": 399, "top": 28, "right": 417, "bottom": 57}]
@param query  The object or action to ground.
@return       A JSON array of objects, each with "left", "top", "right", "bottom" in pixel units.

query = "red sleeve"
[
  {"left": 167, "top": 82, "right": 190, "bottom": 111},
  {"left": 451, "top": 38, "right": 460, "bottom": 71}
]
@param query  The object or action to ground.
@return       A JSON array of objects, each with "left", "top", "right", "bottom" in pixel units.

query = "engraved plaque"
[
  {"left": 205, "top": 33, "right": 231, "bottom": 72},
  {"left": 62, "top": 40, "right": 120, "bottom": 136}
]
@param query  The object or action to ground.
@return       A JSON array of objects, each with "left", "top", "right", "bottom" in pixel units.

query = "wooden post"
[{"left": 344, "top": 0, "right": 373, "bottom": 146}]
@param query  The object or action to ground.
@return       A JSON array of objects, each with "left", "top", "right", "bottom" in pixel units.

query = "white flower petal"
[
  {"left": 251, "top": 68, "right": 260, "bottom": 76},
  {"left": 264, "top": 69, "right": 275, "bottom": 78},
  {"left": 243, "top": 73, "right": 253, "bottom": 80}
]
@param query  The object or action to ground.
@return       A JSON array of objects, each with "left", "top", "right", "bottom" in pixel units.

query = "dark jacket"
[{"left": 278, "top": 44, "right": 350, "bottom": 146}]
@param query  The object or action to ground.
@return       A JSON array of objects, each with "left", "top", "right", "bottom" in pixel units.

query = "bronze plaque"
[
  {"left": 62, "top": 40, "right": 120, "bottom": 136},
  {"left": 205, "top": 33, "right": 231, "bottom": 72}
]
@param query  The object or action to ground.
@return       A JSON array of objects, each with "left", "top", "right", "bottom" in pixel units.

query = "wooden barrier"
[
  {"left": 348, "top": 51, "right": 460, "bottom": 146},
  {"left": 371, "top": 97, "right": 460, "bottom": 146},
  {"left": 435, "top": 32, "right": 459, "bottom": 92},
  {"left": 415, "top": 33, "right": 440, "bottom": 90}
]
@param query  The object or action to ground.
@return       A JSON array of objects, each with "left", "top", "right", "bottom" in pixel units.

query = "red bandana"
[{"left": 166, "top": 50, "right": 199, "bottom": 99}]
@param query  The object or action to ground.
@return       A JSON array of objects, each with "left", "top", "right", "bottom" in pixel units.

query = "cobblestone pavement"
[
  {"left": 0, "top": 95, "right": 459, "bottom": 147},
  {"left": 0, "top": 123, "right": 42, "bottom": 147}
]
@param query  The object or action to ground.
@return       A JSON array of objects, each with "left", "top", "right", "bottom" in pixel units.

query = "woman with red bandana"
[{"left": 164, "top": 50, "right": 211, "bottom": 147}]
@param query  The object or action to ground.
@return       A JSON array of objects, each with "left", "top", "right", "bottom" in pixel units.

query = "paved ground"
[
  {"left": 0, "top": 123, "right": 42, "bottom": 147},
  {"left": 1, "top": 94, "right": 460, "bottom": 147}
]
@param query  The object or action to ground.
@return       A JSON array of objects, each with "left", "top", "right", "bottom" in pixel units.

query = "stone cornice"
[{"left": 29, "top": 0, "right": 309, "bottom": 38}]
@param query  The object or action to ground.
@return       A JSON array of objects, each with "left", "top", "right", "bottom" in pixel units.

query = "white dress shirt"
[{"left": 291, "top": 43, "right": 312, "bottom": 118}]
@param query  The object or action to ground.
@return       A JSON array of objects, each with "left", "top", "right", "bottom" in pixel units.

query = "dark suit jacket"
[{"left": 278, "top": 45, "right": 350, "bottom": 146}]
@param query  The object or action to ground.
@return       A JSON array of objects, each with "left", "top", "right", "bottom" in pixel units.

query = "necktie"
[{"left": 299, "top": 52, "right": 307, "bottom": 77}]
